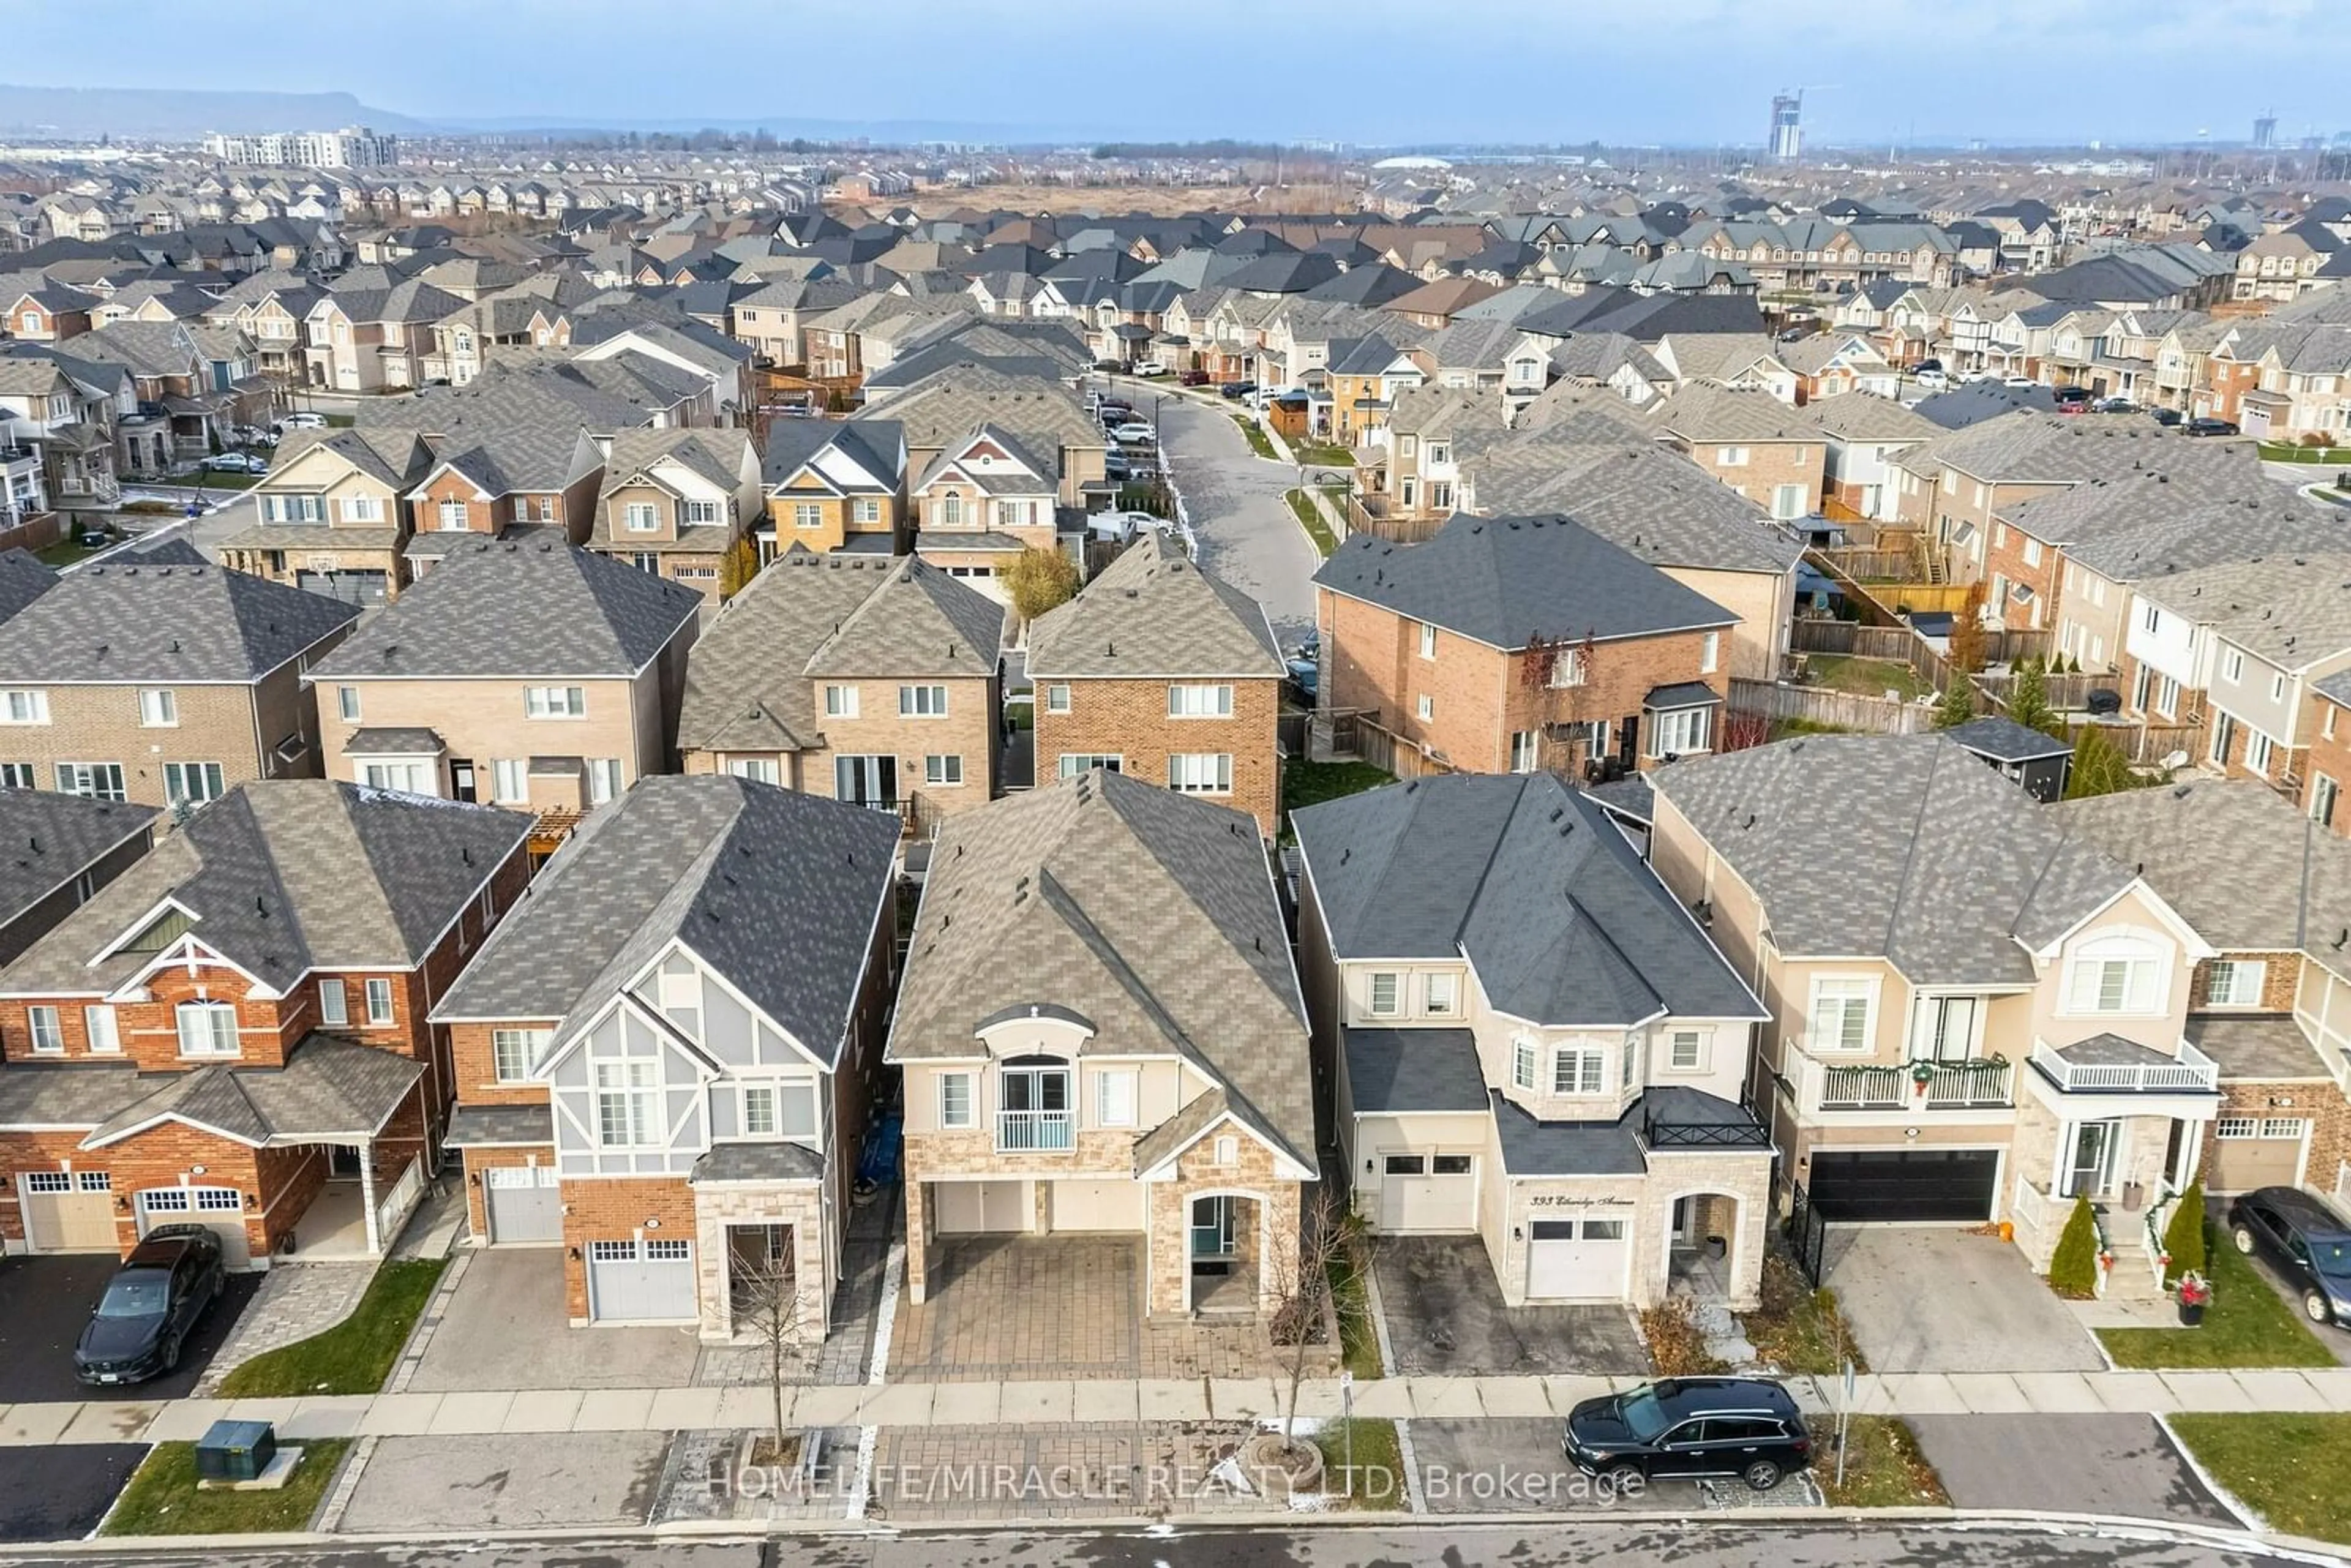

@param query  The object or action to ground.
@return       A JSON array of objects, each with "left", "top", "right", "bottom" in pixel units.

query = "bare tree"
[
  {"left": 729, "top": 1234, "right": 808, "bottom": 1458},
  {"left": 1262, "top": 1189, "right": 1374, "bottom": 1456}
]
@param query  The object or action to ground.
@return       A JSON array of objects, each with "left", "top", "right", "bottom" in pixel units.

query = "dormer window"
[
  {"left": 2066, "top": 933, "right": 2164, "bottom": 1015},
  {"left": 997, "top": 1056, "right": 1072, "bottom": 1152}
]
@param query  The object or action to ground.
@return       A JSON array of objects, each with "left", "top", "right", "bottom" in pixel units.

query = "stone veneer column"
[{"left": 905, "top": 1179, "right": 929, "bottom": 1304}]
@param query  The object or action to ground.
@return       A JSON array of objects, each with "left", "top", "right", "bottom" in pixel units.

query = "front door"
[
  {"left": 1191, "top": 1196, "right": 1237, "bottom": 1262},
  {"left": 450, "top": 759, "right": 477, "bottom": 803},
  {"left": 2064, "top": 1121, "right": 2121, "bottom": 1199}
]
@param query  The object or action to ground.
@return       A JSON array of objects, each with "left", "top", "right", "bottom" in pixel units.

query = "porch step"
[{"left": 2099, "top": 1239, "right": 2170, "bottom": 1303}]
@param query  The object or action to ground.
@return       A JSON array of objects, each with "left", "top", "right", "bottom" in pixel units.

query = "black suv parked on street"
[{"left": 1562, "top": 1376, "right": 1811, "bottom": 1491}]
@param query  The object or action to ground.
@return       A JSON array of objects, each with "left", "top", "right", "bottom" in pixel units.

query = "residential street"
[
  {"left": 0, "top": 1520, "right": 2304, "bottom": 1568},
  {"left": 1152, "top": 392, "right": 1322, "bottom": 648}
]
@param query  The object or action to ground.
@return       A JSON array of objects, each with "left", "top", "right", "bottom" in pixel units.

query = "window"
[
  {"left": 2248, "top": 730, "right": 2274, "bottom": 776},
  {"left": 1418, "top": 624, "right": 1437, "bottom": 660},
  {"left": 364, "top": 978, "right": 394, "bottom": 1026},
  {"left": 54, "top": 763, "right": 125, "bottom": 801},
  {"left": 318, "top": 980, "right": 348, "bottom": 1026},
  {"left": 2315, "top": 774, "right": 2341, "bottom": 829},
  {"left": 337, "top": 686, "right": 362, "bottom": 722},
  {"left": 1168, "top": 684, "right": 1234, "bottom": 718},
  {"left": 1044, "top": 683, "right": 1071, "bottom": 714},
  {"left": 2215, "top": 1117, "right": 2259, "bottom": 1139},
  {"left": 741, "top": 1084, "right": 778, "bottom": 1136},
  {"left": 1384, "top": 1154, "right": 1423, "bottom": 1176},
  {"left": 793, "top": 503, "right": 823, "bottom": 530},
  {"left": 2271, "top": 672, "right": 2289, "bottom": 703},
  {"left": 525, "top": 686, "right": 587, "bottom": 719},
  {"left": 361, "top": 760, "right": 432, "bottom": 793},
  {"left": 490, "top": 759, "right": 529, "bottom": 803},
  {"left": 683, "top": 500, "right": 722, "bottom": 527},
  {"left": 1368, "top": 972, "right": 1401, "bottom": 1016},
  {"left": 1551, "top": 1046, "right": 1607, "bottom": 1095},
  {"left": 623, "top": 501, "right": 659, "bottom": 533},
  {"left": 1096, "top": 1068, "right": 1137, "bottom": 1128},
  {"left": 1668, "top": 1029, "right": 1706, "bottom": 1071},
  {"left": 26, "top": 1006, "right": 62, "bottom": 1054},
  {"left": 1, "top": 690, "right": 48, "bottom": 725},
  {"left": 2206, "top": 959, "right": 2267, "bottom": 1007},
  {"left": 0, "top": 764, "right": 31, "bottom": 790},
  {"left": 594, "top": 1061, "right": 658, "bottom": 1147},
  {"left": 939, "top": 1071, "right": 974, "bottom": 1129},
  {"left": 1649, "top": 706, "right": 1711, "bottom": 758},
  {"left": 163, "top": 762, "right": 225, "bottom": 806},
  {"left": 1168, "top": 753, "right": 1231, "bottom": 794},
  {"left": 2142, "top": 602, "right": 2160, "bottom": 635},
  {"left": 587, "top": 759, "right": 622, "bottom": 805},
  {"left": 1716, "top": 446, "right": 1750, "bottom": 467},
  {"left": 2156, "top": 675, "right": 2180, "bottom": 720},
  {"left": 1510, "top": 730, "right": 1539, "bottom": 773},
  {"left": 924, "top": 754, "right": 964, "bottom": 787},
  {"left": 84, "top": 1005, "right": 119, "bottom": 1054},
  {"left": 137, "top": 689, "right": 177, "bottom": 727},
  {"left": 435, "top": 499, "right": 468, "bottom": 531},
  {"left": 2067, "top": 935, "right": 2163, "bottom": 1015},
  {"left": 1058, "top": 754, "right": 1121, "bottom": 778},
  {"left": 1512, "top": 1038, "right": 1537, "bottom": 1090},
  {"left": 899, "top": 685, "right": 948, "bottom": 718},
  {"left": 727, "top": 757, "right": 781, "bottom": 785},
  {"left": 2022, "top": 537, "right": 2043, "bottom": 568},
  {"left": 823, "top": 685, "right": 860, "bottom": 718},
  {"left": 1700, "top": 632, "right": 1719, "bottom": 675},
  {"left": 853, "top": 498, "right": 882, "bottom": 523},
  {"left": 1423, "top": 972, "right": 1458, "bottom": 1016},
  {"left": 176, "top": 1001, "right": 240, "bottom": 1057},
  {"left": 1416, "top": 694, "right": 1433, "bottom": 721},
  {"left": 2221, "top": 648, "right": 2244, "bottom": 683},
  {"left": 492, "top": 1028, "right": 549, "bottom": 1081},
  {"left": 939, "top": 493, "right": 963, "bottom": 527},
  {"left": 1811, "top": 978, "right": 1874, "bottom": 1052},
  {"left": 1548, "top": 648, "right": 1586, "bottom": 688}
]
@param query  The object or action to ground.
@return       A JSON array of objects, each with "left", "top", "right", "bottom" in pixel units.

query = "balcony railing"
[
  {"left": 1641, "top": 1108, "right": 1771, "bottom": 1150},
  {"left": 1817, "top": 1058, "right": 2015, "bottom": 1111},
  {"left": 2029, "top": 1038, "right": 2218, "bottom": 1094},
  {"left": 996, "top": 1109, "right": 1074, "bottom": 1152}
]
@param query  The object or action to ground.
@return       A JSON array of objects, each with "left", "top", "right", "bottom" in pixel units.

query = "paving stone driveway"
[
  {"left": 1376, "top": 1236, "right": 1652, "bottom": 1376},
  {"left": 194, "top": 1261, "right": 374, "bottom": 1395},
  {"left": 1825, "top": 1228, "right": 2103, "bottom": 1373},
  {"left": 887, "top": 1237, "right": 1283, "bottom": 1382}
]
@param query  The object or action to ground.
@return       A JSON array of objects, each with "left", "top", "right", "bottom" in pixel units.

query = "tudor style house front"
[
  {"left": 1292, "top": 771, "right": 1773, "bottom": 1309},
  {"left": 888, "top": 768, "right": 1314, "bottom": 1317},
  {"left": 1649, "top": 733, "right": 2222, "bottom": 1278},
  {"left": 0, "top": 782, "right": 533, "bottom": 1265},
  {"left": 433, "top": 775, "right": 900, "bottom": 1340}
]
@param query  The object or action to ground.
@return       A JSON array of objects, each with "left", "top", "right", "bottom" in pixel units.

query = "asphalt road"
[
  {"left": 0, "top": 1521, "right": 2301, "bottom": 1568},
  {"left": 0, "top": 1446, "right": 145, "bottom": 1543},
  {"left": 1153, "top": 392, "right": 1322, "bottom": 649}
]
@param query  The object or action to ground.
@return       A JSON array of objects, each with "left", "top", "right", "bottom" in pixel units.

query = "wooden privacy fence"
[
  {"left": 1811, "top": 546, "right": 1925, "bottom": 583},
  {"left": 1729, "top": 678, "right": 1932, "bottom": 735}
]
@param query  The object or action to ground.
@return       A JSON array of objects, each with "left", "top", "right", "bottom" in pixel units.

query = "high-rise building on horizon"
[
  {"left": 2253, "top": 113, "right": 2279, "bottom": 151},
  {"left": 1769, "top": 92, "right": 1803, "bottom": 162},
  {"left": 201, "top": 126, "right": 398, "bottom": 168}
]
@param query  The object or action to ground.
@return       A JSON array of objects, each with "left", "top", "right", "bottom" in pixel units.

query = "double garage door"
[
  {"left": 587, "top": 1238, "right": 696, "bottom": 1322},
  {"left": 485, "top": 1165, "right": 561, "bottom": 1245},
  {"left": 1808, "top": 1149, "right": 2000, "bottom": 1223},
  {"left": 2209, "top": 1117, "right": 2309, "bottom": 1194},
  {"left": 134, "top": 1186, "right": 253, "bottom": 1267},
  {"left": 1379, "top": 1153, "right": 1477, "bottom": 1232},
  {"left": 934, "top": 1180, "right": 1031, "bottom": 1234},
  {"left": 1525, "top": 1215, "right": 1632, "bottom": 1301},
  {"left": 18, "top": 1171, "right": 116, "bottom": 1253}
]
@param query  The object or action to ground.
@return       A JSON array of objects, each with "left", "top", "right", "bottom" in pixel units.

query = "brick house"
[
  {"left": 759, "top": 419, "right": 906, "bottom": 561},
  {"left": 1313, "top": 514, "right": 1737, "bottom": 781},
  {"left": 0, "top": 792, "right": 159, "bottom": 965},
  {"left": 400, "top": 421, "right": 607, "bottom": 576},
  {"left": 907, "top": 424, "right": 1067, "bottom": 596},
  {"left": 1646, "top": 386, "right": 1825, "bottom": 522},
  {"left": 1651, "top": 733, "right": 2221, "bottom": 1278},
  {"left": 303, "top": 539, "right": 702, "bottom": 840},
  {"left": 888, "top": 768, "right": 1314, "bottom": 1318},
  {"left": 222, "top": 428, "right": 435, "bottom": 606},
  {"left": 1027, "top": 533, "right": 1286, "bottom": 837},
  {"left": 1292, "top": 773, "right": 1772, "bottom": 1309},
  {"left": 676, "top": 549, "right": 1005, "bottom": 834},
  {"left": 587, "top": 427, "right": 763, "bottom": 603},
  {"left": 433, "top": 775, "right": 899, "bottom": 1338},
  {"left": 0, "top": 552, "right": 358, "bottom": 812},
  {"left": 0, "top": 782, "right": 533, "bottom": 1265}
]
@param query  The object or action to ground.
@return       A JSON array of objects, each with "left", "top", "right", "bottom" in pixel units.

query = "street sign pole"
[
  {"left": 1836, "top": 1357, "right": 1855, "bottom": 1490},
  {"left": 1341, "top": 1369, "right": 1354, "bottom": 1482}
]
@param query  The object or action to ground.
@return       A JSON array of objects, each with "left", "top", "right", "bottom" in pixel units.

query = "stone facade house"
[
  {"left": 888, "top": 768, "right": 1314, "bottom": 1318},
  {"left": 1292, "top": 772, "right": 1772, "bottom": 1309},
  {"left": 223, "top": 427, "right": 435, "bottom": 606},
  {"left": 587, "top": 427, "right": 763, "bottom": 603},
  {"left": 0, "top": 782, "right": 533, "bottom": 1266},
  {"left": 433, "top": 775, "right": 900, "bottom": 1338}
]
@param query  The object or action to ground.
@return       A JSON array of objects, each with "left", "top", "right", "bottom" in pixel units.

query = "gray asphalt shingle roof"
[
  {"left": 1344, "top": 1027, "right": 1488, "bottom": 1113},
  {"left": 0, "top": 792, "right": 157, "bottom": 932},
  {"left": 0, "top": 557, "right": 358, "bottom": 683},
  {"left": 1295, "top": 772, "right": 1762, "bottom": 1028},
  {"left": 434, "top": 775, "right": 899, "bottom": 1067},
  {"left": 83, "top": 1037, "right": 422, "bottom": 1147},
  {"left": 1028, "top": 533, "right": 1281, "bottom": 680}
]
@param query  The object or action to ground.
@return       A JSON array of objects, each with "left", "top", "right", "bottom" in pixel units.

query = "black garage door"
[{"left": 1809, "top": 1149, "right": 1998, "bottom": 1221}]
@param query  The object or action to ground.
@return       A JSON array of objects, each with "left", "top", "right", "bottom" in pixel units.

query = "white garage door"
[
  {"left": 1525, "top": 1216, "right": 1631, "bottom": 1302},
  {"left": 934, "top": 1180, "right": 1030, "bottom": 1234},
  {"left": 1051, "top": 1180, "right": 1144, "bottom": 1231},
  {"left": 135, "top": 1186, "right": 252, "bottom": 1268},
  {"left": 2210, "top": 1117, "right": 2309, "bottom": 1194},
  {"left": 1378, "top": 1153, "right": 1477, "bottom": 1232},
  {"left": 587, "top": 1238, "right": 697, "bottom": 1322},
  {"left": 19, "top": 1171, "right": 116, "bottom": 1253},
  {"left": 485, "top": 1165, "right": 562, "bottom": 1245}
]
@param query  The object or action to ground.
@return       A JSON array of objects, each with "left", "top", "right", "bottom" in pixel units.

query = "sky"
[{"left": 6, "top": 0, "right": 2339, "bottom": 148}]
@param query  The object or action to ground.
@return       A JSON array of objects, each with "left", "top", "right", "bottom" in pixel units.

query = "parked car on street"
[
  {"left": 276, "top": 411, "right": 327, "bottom": 432},
  {"left": 1109, "top": 422, "right": 1157, "bottom": 445},
  {"left": 2229, "top": 1187, "right": 2351, "bottom": 1326},
  {"left": 1218, "top": 381, "right": 1256, "bottom": 400},
  {"left": 73, "top": 1224, "right": 227, "bottom": 1386},
  {"left": 1913, "top": 368, "right": 1948, "bottom": 391},
  {"left": 2091, "top": 397, "right": 2139, "bottom": 414},
  {"left": 2186, "top": 418, "right": 2240, "bottom": 437},
  {"left": 2003, "top": 376, "right": 2037, "bottom": 389},
  {"left": 1562, "top": 1377, "right": 1811, "bottom": 1491},
  {"left": 1131, "top": 360, "right": 1168, "bottom": 378},
  {"left": 1180, "top": 369, "right": 1212, "bottom": 386},
  {"left": 202, "top": 452, "right": 269, "bottom": 473},
  {"left": 2150, "top": 407, "right": 2183, "bottom": 426}
]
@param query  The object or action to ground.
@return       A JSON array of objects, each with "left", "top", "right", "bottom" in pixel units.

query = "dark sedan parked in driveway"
[
  {"left": 2229, "top": 1187, "right": 2351, "bottom": 1326},
  {"left": 73, "top": 1224, "right": 226, "bottom": 1386},
  {"left": 1562, "top": 1376, "right": 1812, "bottom": 1491}
]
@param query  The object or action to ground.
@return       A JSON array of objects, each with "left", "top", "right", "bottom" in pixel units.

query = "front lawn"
[
  {"left": 1294, "top": 442, "right": 1355, "bottom": 468},
  {"left": 2098, "top": 1226, "right": 2333, "bottom": 1369},
  {"left": 2259, "top": 441, "right": 2351, "bottom": 464},
  {"left": 1282, "top": 760, "right": 1392, "bottom": 830},
  {"left": 1805, "top": 654, "right": 1930, "bottom": 703},
  {"left": 1234, "top": 416, "right": 1277, "bottom": 460},
  {"left": 36, "top": 530, "right": 119, "bottom": 567},
  {"left": 103, "top": 1438, "right": 351, "bottom": 1536},
  {"left": 1743, "top": 1251, "right": 1867, "bottom": 1376},
  {"left": 1817, "top": 1416, "right": 1948, "bottom": 1509},
  {"left": 1327, "top": 1246, "right": 1382, "bottom": 1380},
  {"left": 2172, "top": 1413, "right": 2351, "bottom": 1543},
  {"left": 214, "top": 1258, "right": 447, "bottom": 1397},
  {"left": 1284, "top": 489, "right": 1339, "bottom": 557},
  {"left": 1313, "top": 1417, "right": 1406, "bottom": 1510}
]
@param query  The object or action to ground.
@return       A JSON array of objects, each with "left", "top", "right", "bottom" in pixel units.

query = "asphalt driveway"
[
  {"left": 0, "top": 1446, "right": 145, "bottom": 1542},
  {"left": 1907, "top": 1414, "right": 2236, "bottom": 1526},
  {"left": 1824, "top": 1227, "right": 2102, "bottom": 1373},
  {"left": 404, "top": 1248, "right": 700, "bottom": 1392},
  {"left": 337, "top": 1432, "right": 667, "bottom": 1532},
  {"left": 1375, "top": 1236, "right": 1651, "bottom": 1376},
  {"left": 1155, "top": 393, "right": 1319, "bottom": 647},
  {"left": 0, "top": 1254, "right": 261, "bottom": 1403}
]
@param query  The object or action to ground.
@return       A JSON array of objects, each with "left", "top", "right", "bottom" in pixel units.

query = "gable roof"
[
  {"left": 1028, "top": 533, "right": 1281, "bottom": 680},
  {"left": 433, "top": 775, "right": 898, "bottom": 1065}
]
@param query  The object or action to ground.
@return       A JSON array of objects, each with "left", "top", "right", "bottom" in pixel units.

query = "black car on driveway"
[
  {"left": 1562, "top": 1376, "right": 1811, "bottom": 1491},
  {"left": 2228, "top": 1186, "right": 2351, "bottom": 1326},
  {"left": 73, "top": 1224, "right": 227, "bottom": 1386}
]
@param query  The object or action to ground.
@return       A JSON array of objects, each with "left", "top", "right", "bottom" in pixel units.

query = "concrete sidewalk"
[{"left": 13, "top": 1365, "right": 2351, "bottom": 1448}]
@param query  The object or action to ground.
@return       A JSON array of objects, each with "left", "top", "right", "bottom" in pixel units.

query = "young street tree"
[
  {"left": 1006, "top": 546, "right": 1081, "bottom": 623},
  {"left": 1263, "top": 1190, "right": 1373, "bottom": 1461},
  {"left": 728, "top": 1236, "right": 808, "bottom": 1457}
]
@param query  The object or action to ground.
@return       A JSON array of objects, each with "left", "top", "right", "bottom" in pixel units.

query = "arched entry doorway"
[{"left": 1188, "top": 1192, "right": 1262, "bottom": 1313}]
